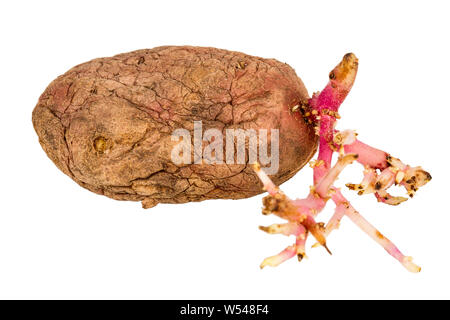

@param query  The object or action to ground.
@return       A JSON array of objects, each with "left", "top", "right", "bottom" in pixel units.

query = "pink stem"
[
  {"left": 344, "top": 140, "right": 388, "bottom": 170},
  {"left": 315, "top": 154, "right": 358, "bottom": 197},
  {"left": 311, "top": 53, "right": 359, "bottom": 184},
  {"left": 252, "top": 162, "right": 278, "bottom": 196},
  {"left": 331, "top": 190, "right": 420, "bottom": 272},
  {"left": 314, "top": 116, "right": 335, "bottom": 184},
  {"left": 324, "top": 194, "right": 347, "bottom": 237},
  {"left": 260, "top": 246, "right": 297, "bottom": 269}
]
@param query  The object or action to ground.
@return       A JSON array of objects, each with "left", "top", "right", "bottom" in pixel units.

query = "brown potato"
[{"left": 32, "top": 46, "right": 317, "bottom": 208}]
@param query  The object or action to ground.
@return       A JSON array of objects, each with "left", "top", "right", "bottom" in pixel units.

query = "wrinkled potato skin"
[{"left": 32, "top": 46, "right": 317, "bottom": 208}]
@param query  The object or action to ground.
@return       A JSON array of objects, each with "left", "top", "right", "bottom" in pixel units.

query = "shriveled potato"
[{"left": 32, "top": 46, "right": 317, "bottom": 208}]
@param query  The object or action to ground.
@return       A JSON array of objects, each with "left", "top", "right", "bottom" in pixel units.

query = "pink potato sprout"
[{"left": 253, "top": 53, "right": 431, "bottom": 272}]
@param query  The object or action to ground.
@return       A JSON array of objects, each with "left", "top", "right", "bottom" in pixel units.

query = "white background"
[{"left": 0, "top": 0, "right": 448, "bottom": 299}]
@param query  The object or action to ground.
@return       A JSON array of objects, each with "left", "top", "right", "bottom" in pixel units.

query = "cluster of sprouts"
[{"left": 253, "top": 53, "right": 431, "bottom": 272}]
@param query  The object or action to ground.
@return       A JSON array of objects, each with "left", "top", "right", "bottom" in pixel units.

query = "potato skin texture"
[{"left": 32, "top": 46, "right": 317, "bottom": 208}]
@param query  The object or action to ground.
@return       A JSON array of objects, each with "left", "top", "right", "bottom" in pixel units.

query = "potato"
[{"left": 32, "top": 46, "right": 317, "bottom": 208}]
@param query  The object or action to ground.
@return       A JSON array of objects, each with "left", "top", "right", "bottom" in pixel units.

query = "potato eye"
[{"left": 93, "top": 136, "right": 108, "bottom": 154}]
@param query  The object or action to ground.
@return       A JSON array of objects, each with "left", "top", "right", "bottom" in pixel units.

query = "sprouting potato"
[{"left": 33, "top": 47, "right": 431, "bottom": 272}]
